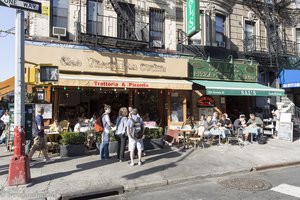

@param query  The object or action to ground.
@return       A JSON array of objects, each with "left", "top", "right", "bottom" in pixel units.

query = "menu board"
[{"left": 278, "top": 122, "right": 293, "bottom": 142}]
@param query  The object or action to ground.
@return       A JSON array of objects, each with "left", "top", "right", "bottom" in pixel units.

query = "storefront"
[
  {"left": 188, "top": 59, "right": 285, "bottom": 120},
  {"left": 25, "top": 42, "right": 192, "bottom": 128},
  {"left": 279, "top": 69, "right": 300, "bottom": 107}
]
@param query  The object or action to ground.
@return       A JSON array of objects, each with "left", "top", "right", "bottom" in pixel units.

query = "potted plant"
[
  {"left": 95, "top": 132, "right": 118, "bottom": 154},
  {"left": 60, "top": 131, "right": 86, "bottom": 157},
  {"left": 109, "top": 133, "right": 118, "bottom": 154},
  {"left": 143, "top": 127, "right": 165, "bottom": 150}
]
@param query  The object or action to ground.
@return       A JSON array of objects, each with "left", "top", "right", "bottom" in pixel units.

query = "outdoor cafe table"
[
  {"left": 209, "top": 128, "right": 230, "bottom": 145},
  {"left": 179, "top": 128, "right": 194, "bottom": 148},
  {"left": 243, "top": 127, "right": 261, "bottom": 143}
]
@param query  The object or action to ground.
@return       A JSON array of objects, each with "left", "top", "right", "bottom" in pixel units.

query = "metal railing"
[
  {"left": 244, "top": 35, "right": 300, "bottom": 56},
  {"left": 79, "top": 14, "right": 149, "bottom": 43}
]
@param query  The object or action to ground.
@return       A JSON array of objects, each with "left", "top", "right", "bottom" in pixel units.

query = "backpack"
[
  {"left": 94, "top": 116, "right": 104, "bottom": 133},
  {"left": 257, "top": 134, "right": 267, "bottom": 144},
  {"left": 131, "top": 117, "right": 144, "bottom": 139}
]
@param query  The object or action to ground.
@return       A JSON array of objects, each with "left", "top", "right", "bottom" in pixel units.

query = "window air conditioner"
[
  {"left": 151, "top": 40, "right": 162, "bottom": 48},
  {"left": 217, "top": 41, "right": 226, "bottom": 48},
  {"left": 52, "top": 26, "right": 67, "bottom": 37}
]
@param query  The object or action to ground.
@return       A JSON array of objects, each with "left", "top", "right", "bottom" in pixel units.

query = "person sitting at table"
[
  {"left": 198, "top": 115, "right": 214, "bottom": 140},
  {"left": 217, "top": 114, "right": 232, "bottom": 141},
  {"left": 233, "top": 114, "right": 248, "bottom": 143},
  {"left": 247, "top": 113, "right": 263, "bottom": 128},
  {"left": 219, "top": 113, "right": 232, "bottom": 129},
  {"left": 211, "top": 112, "right": 219, "bottom": 126},
  {"left": 246, "top": 113, "right": 264, "bottom": 141},
  {"left": 74, "top": 118, "right": 82, "bottom": 132},
  {"left": 49, "top": 119, "right": 60, "bottom": 133}
]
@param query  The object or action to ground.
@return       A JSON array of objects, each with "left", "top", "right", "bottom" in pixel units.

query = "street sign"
[{"left": 0, "top": 0, "right": 42, "bottom": 14}]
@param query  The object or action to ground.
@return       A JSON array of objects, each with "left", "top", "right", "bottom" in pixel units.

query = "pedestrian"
[
  {"left": 114, "top": 107, "right": 128, "bottom": 162},
  {"left": 0, "top": 110, "right": 9, "bottom": 145},
  {"left": 100, "top": 104, "right": 113, "bottom": 160},
  {"left": 28, "top": 107, "right": 55, "bottom": 165},
  {"left": 128, "top": 107, "right": 146, "bottom": 157},
  {"left": 127, "top": 108, "right": 144, "bottom": 166}
]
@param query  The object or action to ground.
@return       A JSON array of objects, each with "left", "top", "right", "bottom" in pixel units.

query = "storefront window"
[
  {"left": 135, "top": 90, "right": 160, "bottom": 124},
  {"left": 171, "top": 92, "right": 184, "bottom": 122}
]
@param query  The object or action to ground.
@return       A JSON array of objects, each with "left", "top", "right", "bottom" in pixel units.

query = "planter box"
[
  {"left": 60, "top": 144, "right": 86, "bottom": 157},
  {"left": 95, "top": 141, "right": 118, "bottom": 154},
  {"left": 143, "top": 138, "right": 164, "bottom": 150}
]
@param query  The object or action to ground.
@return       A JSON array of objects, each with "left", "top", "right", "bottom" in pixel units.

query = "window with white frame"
[
  {"left": 216, "top": 14, "right": 225, "bottom": 46},
  {"left": 52, "top": 0, "right": 68, "bottom": 29},
  {"left": 297, "top": 28, "right": 300, "bottom": 54},
  {"left": 149, "top": 8, "right": 165, "bottom": 48},
  {"left": 87, "top": 0, "right": 103, "bottom": 35}
]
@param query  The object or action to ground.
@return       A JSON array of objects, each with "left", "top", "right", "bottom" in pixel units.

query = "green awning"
[{"left": 191, "top": 80, "right": 285, "bottom": 96}]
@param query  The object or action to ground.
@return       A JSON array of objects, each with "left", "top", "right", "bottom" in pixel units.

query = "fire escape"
[
  {"left": 78, "top": 0, "right": 149, "bottom": 50},
  {"left": 242, "top": 0, "right": 300, "bottom": 68}
]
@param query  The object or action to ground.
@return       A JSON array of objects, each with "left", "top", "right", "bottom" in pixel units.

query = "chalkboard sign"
[{"left": 278, "top": 122, "right": 293, "bottom": 142}]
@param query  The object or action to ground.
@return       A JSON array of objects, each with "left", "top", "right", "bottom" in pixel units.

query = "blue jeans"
[{"left": 99, "top": 141, "right": 109, "bottom": 159}]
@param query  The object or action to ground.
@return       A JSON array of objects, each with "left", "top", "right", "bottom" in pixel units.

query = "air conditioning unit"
[
  {"left": 217, "top": 41, "right": 226, "bottom": 48},
  {"left": 151, "top": 40, "right": 162, "bottom": 48},
  {"left": 52, "top": 26, "right": 67, "bottom": 37}
]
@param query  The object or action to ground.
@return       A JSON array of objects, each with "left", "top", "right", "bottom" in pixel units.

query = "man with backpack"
[{"left": 127, "top": 108, "right": 144, "bottom": 166}]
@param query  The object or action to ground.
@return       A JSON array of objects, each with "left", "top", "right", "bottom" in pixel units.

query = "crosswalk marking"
[{"left": 271, "top": 184, "right": 300, "bottom": 198}]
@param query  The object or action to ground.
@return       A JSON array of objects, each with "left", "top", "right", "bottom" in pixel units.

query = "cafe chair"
[
  {"left": 188, "top": 126, "right": 205, "bottom": 149},
  {"left": 227, "top": 127, "right": 244, "bottom": 147},
  {"left": 59, "top": 120, "right": 70, "bottom": 133}
]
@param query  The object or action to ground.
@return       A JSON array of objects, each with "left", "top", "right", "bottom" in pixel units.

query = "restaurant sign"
[
  {"left": 94, "top": 81, "right": 150, "bottom": 88},
  {"left": 188, "top": 59, "right": 257, "bottom": 82},
  {"left": 197, "top": 95, "right": 215, "bottom": 107},
  {"left": 206, "top": 89, "right": 284, "bottom": 97},
  {"left": 186, "top": 0, "right": 200, "bottom": 37}
]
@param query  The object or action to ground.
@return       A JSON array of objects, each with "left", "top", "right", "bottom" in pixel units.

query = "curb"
[
  {"left": 60, "top": 185, "right": 124, "bottom": 200},
  {"left": 251, "top": 161, "right": 300, "bottom": 171},
  {"left": 124, "top": 168, "right": 251, "bottom": 192}
]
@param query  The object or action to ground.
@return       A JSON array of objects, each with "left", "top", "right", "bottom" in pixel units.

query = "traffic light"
[
  {"left": 25, "top": 66, "right": 37, "bottom": 84},
  {"left": 39, "top": 65, "right": 59, "bottom": 82}
]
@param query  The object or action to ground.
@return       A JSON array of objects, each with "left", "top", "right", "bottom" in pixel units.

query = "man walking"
[{"left": 28, "top": 107, "right": 54, "bottom": 165}]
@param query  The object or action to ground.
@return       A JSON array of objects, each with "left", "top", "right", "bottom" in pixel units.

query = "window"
[
  {"left": 117, "top": 2, "right": 135, "bottom": 39},
  {"left": 216, "top": 15, "right": 225, "bottom": 45},
  {"left": 245, "top": 21, "right": 255, "bottom": 50},
  {"left": 297, "top": 29, "right": 300, "bottom": 54},
  {"left": 149, "top": 8, "right": 165, "bottom": 48},
  {"left": 296, "top": 0, "right": 300, "bottom": 8},
  {"left": 245, "top": 21, "right": 255, "bottom": 38},
  {"left": 52, "top": 0, "right": 68, "bottom": 29},
  {"left": 87, "top": 0, "right": 103, "bottom": 35},
  {"left": 176, "top": 7, "right": 183, "bottom": 22}
]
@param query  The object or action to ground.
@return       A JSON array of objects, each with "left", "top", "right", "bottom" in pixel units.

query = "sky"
[{"left": 0, "top": 7, "right": 17, "bottom": 82}]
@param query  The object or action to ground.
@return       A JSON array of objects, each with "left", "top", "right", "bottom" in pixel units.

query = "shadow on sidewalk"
[
  {"left": 27, "top": 157, "right": 117, "bottom": 187},
  {"left": 122, "top": 148, "right": 194, "bottom": 180},
  {"left": 0, "top": 164, "right": 8, "bottom": 176}
]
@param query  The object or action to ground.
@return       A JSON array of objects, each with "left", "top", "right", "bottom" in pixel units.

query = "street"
[{"left": 118, "top": 166, "right": 300, "bottom": 200}]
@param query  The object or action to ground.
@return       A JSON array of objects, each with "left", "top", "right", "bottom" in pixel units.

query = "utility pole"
[
  {"left": 14, "top": 10, "right": 25, "bottom": 130},
  {"left": 7, "top": 10, "right": 31, "bottom": 186}
]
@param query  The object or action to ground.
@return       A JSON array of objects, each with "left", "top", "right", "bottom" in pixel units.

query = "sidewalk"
[{"left": 0, "top": 138, "right": 300, "bottom": 200}]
